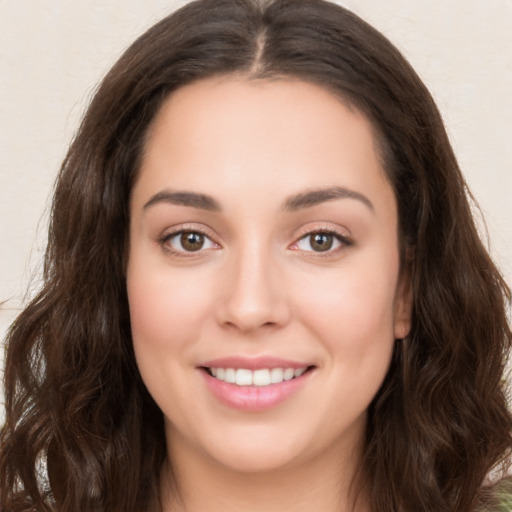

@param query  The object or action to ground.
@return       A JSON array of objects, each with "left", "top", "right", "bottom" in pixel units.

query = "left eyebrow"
[
  {"left": 282, "top": 186, "right": 374, "bottom": 212},
  {"left": 143, "top": 190, "right": 221, "bottom": 212}
]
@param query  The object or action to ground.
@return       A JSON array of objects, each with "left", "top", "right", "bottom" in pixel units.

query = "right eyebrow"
[
  {"left": 283, "top": 186, "right": 374, "bottom": 213},
  {"left": 143, "top": 190, "right": 221, "bottom": 212}
]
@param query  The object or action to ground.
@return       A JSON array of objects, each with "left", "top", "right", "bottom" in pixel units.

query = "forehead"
[
  {"left": 144, "top": 76, "right": 376, "bottom": 163},
  {"left": 134, "top": 76, "right": 395, "bottom": 217}
]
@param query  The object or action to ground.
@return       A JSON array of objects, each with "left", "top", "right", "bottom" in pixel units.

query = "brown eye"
[
  {"left": 293, "top": 230, "right": 349, "bottom": 254},
  {"left": 164, "top": 229, "right": 218, "bottom": 255},
  {"left": 180, "top": 231, "right": 205, "bottom": 251},
  {"left": 309, "top": 233, "right": 334, "bottom": 252}
]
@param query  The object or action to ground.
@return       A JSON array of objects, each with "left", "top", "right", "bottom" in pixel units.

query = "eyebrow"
[
  {"left": 283, "top": 186, "right": 374, "bottom": 212},
  {"left": 142, "top": 186, "right": 374, "bottom": 214},
  {"left": 143, "top": 190, "right": 221, "bottom": 211}
]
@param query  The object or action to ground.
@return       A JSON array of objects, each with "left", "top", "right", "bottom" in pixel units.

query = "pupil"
[
  {"left": 181, "top": 232, "right": 204, "bottom": 251},
  {"left": 311, "top": 233, "right": 333, "bottom": 252}
]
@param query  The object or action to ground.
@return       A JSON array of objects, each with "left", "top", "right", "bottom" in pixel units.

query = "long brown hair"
[{"left": 1, "top": 1, "right": 511, "bottom": 511}]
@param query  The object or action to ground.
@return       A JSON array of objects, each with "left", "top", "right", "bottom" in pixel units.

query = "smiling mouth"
[{"left": 201, "top": 366, "right": 314, "bottom": 387}]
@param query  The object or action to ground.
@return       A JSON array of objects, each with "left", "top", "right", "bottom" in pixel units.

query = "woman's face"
[{"left": 127, "top": 77, "right": 411, "bottom": 473}]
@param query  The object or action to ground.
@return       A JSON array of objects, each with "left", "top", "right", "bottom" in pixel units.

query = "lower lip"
[{"left": 201, "top": 370, "right": 312, "bottom": 412}]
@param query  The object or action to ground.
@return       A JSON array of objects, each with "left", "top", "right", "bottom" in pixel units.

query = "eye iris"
[
  {"left": 310, "top": 233, "right": 333, "bottom": 252},
  {"left": 181, "top": 232, "right": 204, "bottom": 251}
]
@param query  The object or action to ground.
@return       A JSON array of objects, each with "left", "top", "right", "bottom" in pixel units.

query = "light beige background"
[{"left": 1, "top": 1, "right": 511, "bottom": 409}]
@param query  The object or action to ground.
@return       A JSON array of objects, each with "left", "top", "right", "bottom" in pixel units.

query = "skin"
[{"left": 127, "top": 76, "right": 412, "bottom": 511}]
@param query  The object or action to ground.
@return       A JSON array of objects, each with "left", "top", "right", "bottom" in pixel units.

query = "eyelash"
[
  {"left": 158, "top": 227, "right": 352, "bottom": 257},
  {"left": 290, "top": 228, "right": 353, "bottom": 256},
  {"left": 159, "top": 227, "right": 218, "bottom": 257}
]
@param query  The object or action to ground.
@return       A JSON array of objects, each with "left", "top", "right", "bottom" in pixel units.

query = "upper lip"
[{"left": 200, "top": 356, "right": 313, "bottom": 370}]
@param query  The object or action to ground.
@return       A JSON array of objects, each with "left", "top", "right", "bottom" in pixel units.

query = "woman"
[{"left": 1, "top": 0, "right": 511, "bottom": 511}]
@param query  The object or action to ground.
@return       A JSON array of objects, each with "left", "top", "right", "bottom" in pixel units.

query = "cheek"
[
  {"left": 126, "top": 259, "right": 219, "bottom": 399},
  {"left": 127, "top": 262, "right": 211, "bottom": 347},
  {"left": 292, "top": 255, "right": 400, "bottom": 360},
  {"left": 306, "top": 274, "right": 397, "bottom": 321},
  {"left": 126, "top": 262, "right": 215, "bottom": 422}
]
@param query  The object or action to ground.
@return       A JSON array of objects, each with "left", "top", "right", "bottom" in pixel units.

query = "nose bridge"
[{"left": 219, "top": 233, "right": 288, "bottom": 332}]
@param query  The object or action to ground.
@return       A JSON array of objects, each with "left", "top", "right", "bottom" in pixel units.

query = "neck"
[{"left": 158, "top": 432, "right": 368, "bottom": 512}]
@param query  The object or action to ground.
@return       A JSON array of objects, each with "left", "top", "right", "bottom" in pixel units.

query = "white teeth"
[
  {"left": 208, "top": 366, "right": 309, "bottom": 387},
  {"left": 225, "top": 368, "right": 236, "bottom": 383},
  {"left": 270, "top": 368, "right": 284, "bottom": 384},
  {"left": 235, "top": 369, "right": 252, "bottom": 386},
  {"left": 294, "top": 367, "right": 306, "bottom": 378},
  {"left": 253, "top": 369, "right": 271, "bottom": 387},
  {"left": 283, "top": 368, "right": 295, "bottom": 381}
]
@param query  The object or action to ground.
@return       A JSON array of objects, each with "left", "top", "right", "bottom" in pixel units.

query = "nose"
[{"left": 216, "top": 243, "right": 291, "bottom": 333}]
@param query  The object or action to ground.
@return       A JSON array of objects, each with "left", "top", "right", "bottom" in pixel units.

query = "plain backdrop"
[{"left": 1, "top": 0, "right": 511, "bottom": 411}]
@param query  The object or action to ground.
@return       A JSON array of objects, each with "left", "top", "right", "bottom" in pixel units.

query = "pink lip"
[
  {"left": 199, "top": 365, "right": 314, "bottom": 412},
  {"left": 200, "top": 356, "right": 309, "bottom": 370}
]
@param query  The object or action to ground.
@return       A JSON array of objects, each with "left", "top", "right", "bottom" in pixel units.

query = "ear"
[{"left": 393, "top": 266, "right": 413, "bottom": 340}]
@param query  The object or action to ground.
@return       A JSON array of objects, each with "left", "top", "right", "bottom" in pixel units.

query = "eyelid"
[
  {"left": 289, "top": 224, "right": 353, "bottom": 254},
  {"left": 156, "top": 222, "right": 352, "bottom": 256},
  {"left": 158, "top": 223, "right": 221, "bottom": 255}
]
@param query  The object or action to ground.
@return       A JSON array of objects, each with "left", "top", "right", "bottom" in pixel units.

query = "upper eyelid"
[
  {"left": 163, "top": 229, "right": 215, "bottom": 243},
  {"left": 158, "top": 224, "right": 221, "bottom": 253},
  {"left": 160, "top": 223, "right": 218, "bottom": 240},
  {"left": 294, "top": 231, "right": 350, "bottom": 246},
  {"left": 289, "top": 225, "right": 353, "bottom": 253},
  {"left": 292, "top": 223, "right": 352, "bottom": 241},
  {"left": 157, "top": 223, "right": 352, "bottom": 247},
  {"left": 159, "top": 227, "right": 220, "bottom": 257}
]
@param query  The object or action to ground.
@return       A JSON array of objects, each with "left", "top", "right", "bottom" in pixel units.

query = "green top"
[
  {"left": 498, "top": 492, "right": 512, "bottom": 511},
  {"left": 482, "top": 478, "right": 512, "bottom": 511}
]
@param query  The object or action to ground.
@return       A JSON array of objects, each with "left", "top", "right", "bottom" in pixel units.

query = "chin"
[
  {"left": 205, "top": 441, "right": 305, "bottom": 474},
  {"left": 167, "top": 417, "right": 314, "bottom": 474}
]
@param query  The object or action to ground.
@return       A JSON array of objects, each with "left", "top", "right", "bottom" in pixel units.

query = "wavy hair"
[{"left": 1, "top": 0, "right": 511, "bottom": 510}]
